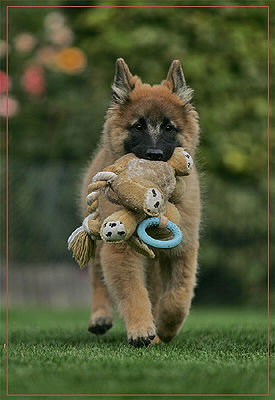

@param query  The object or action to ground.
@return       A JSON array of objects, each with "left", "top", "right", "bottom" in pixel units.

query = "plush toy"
[{"left": 68, "top": 147, "right": 193, "bottom": 267}]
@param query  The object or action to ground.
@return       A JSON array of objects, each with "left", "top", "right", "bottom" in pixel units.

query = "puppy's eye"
[
  {"left": 133, "top": 123, "right": 143, "bottom": 131},
  {"left": 165, "top": 124, "right": 174, "bottom": 132}
]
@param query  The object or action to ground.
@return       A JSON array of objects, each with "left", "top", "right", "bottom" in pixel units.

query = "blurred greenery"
[{"left": 0, "top": 1, "right": 272, "bottom": 306}]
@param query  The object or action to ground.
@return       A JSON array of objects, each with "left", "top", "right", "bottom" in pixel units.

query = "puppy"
[{"left": 81, "top": 59, "right": 200, "bottom": 347}]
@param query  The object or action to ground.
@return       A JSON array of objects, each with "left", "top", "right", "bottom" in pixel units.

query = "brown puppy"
[{"left": 81, "top": 59, "right": 200, "bottom": 347}]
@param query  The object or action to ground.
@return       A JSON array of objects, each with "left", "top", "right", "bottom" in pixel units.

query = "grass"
[{"left": 0, "top": 307, "right": 273, "bottom": 398}]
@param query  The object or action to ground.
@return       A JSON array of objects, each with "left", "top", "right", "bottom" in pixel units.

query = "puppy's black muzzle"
[{"left": 145, "top": 149, "right": 164, "bottom": 161}]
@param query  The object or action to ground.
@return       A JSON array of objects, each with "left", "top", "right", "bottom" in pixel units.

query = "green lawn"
[{"left": 0, "top": 307, "right": 273, "bottom": 398}]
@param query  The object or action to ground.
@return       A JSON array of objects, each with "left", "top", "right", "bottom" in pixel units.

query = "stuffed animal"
[{"left": 68, "top": 147, "right": 193, "bottom": 267}]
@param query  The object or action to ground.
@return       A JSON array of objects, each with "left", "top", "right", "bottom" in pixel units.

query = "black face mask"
[{"left": 124, "top": 117, "right": 181, "bottom": 162}]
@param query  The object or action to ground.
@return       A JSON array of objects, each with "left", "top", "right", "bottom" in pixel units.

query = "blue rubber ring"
[{"left": 137, "top": 217, "right": 183, "bottom": 249}]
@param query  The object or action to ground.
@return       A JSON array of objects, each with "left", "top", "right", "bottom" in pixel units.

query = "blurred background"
[{"left": 0, "top": 1, "right": 272, "bottom": 308}]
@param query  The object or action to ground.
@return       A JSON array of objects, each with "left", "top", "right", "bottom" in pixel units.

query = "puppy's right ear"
[{"left": 112, "top": 58, "right": 134, "bottom": 104}]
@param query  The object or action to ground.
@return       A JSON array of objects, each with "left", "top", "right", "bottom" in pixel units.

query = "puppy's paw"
[
  {"left": 102, "top": 221, "right": 126, "bottom": 242},
  {"left": 145, "top": 188, "right": 163, "bottom": 216},
  {"left": 88, "top": 316, "right": 113, "bottom": 335},
  {"left": 127, "top": 326, "right": 156, "bottom": 348}
]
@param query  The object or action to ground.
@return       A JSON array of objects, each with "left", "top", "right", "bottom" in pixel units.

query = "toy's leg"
[
  {"left": 112, "top": 175, "right": 164, "bottom": 216},
  {"left": 156, "top": 240, "right": 199, "bottom": 342},
  {"left": 165, "top": 201, "right": 181, "bottom": 225},
  {"left": 88, "top": 243, "right": 114, "bottom": 335},
  {"left": 100, "top": 242, "right": 156, "bottom": 347},
  {"left": 101, "top": 209, "right": 143, "bottom": 242}
]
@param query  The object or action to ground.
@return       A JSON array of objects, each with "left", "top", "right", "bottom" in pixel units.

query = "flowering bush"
[
  {"left": 1, "top": 5, "right": 271, "bottom": 306},
  {"left": 54, "top": 47, "right": 86, "bottom": 74},
  {"left": 1, "top": 11, "right": 87, "bottom": 118},
  {"left": 14, "top": 32, "right": 37, "bottom": 53},
  {"left": 21, "top": 65, "right": 45, "bottom": 96},
  {"left": 0, "top": 70, "right": 11, "bottom": 94},
  {"left": 0, "top": 95, "right": 19, "bottom": 117}
]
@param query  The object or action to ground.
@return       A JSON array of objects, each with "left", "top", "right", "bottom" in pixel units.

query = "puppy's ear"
[
  {"left": 163, "top": 60, "right": 193, "bottom": 104},
  {"left": 112, "top": 58, "right": 135, "bottom": 104}
]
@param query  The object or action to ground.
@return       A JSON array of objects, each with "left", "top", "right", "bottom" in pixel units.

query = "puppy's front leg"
[
  {"left": 157, "top": 240, "right": 199, "bottom": 342},
  {"left": 100, "top": 242, "right": 156, "bottom": 347}
]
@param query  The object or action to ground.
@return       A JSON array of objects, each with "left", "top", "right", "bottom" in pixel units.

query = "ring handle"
[{"left": 137, "top": 217, "right": 183, "bottom": 249}]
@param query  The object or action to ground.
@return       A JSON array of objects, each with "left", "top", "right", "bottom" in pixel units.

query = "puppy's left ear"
[{"left": 163, "top": 60, "right": 193, "bottom": 104}]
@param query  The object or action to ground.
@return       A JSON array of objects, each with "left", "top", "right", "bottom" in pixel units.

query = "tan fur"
[{"left": 82, "top": 60, "right": 200, "bottom": 346}]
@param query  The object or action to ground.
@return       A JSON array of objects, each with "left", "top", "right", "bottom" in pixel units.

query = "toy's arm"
[
  {"left": 87, "top": 154, "right": 136, "bottom": 200},
  {"left": 167, "top": 147, "right": 193, "bottom": 176},
  {"left": 86, "top": 153, "right": 137, "bottom": 200},
  {"left": 103, "top": 153, "right": 136, "bottom": 175}
]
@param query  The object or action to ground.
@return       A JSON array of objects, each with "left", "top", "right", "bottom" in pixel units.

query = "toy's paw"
[
  {"left": 182, "top": 150, "right": 193, "bottom": 170},
  {"left": 145, "top": 188, "right": 163, "bottom": 216},
  {"left": 102, "top": 220, "right": 127, "bottom": 242}
]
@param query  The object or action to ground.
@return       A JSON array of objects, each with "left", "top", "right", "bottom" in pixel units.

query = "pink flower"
[
  {"left": 48, "top": 26, "right": 74, "bottom": 46},
  {"left": 44, "top": 12, "right": 65, "bottom": 31},
  {"left": 35, "top": 46, "right": 58, "bottom": 68},
  {"left": 14, "top": 33, "right": 37, "bottom": 53},
  {"left": 21, "top": 65, "right": 45, "bottom": 96},
  {"left": 0, "top": 95, "right": 19, "bottom": 118},
  {"left": 0, "top": 71, "right": 11, "bottom": 94}
]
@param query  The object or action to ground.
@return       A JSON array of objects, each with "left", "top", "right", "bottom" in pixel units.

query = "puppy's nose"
[{"left": 145, "top": 149, "right": 164, "bottom": 161}]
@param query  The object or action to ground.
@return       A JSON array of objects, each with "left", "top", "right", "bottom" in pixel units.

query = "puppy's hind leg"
[
  {"left": 88, "top": 244, "right": 114, "bottom": 335},
  {"left": 146, "top": 259, "right": 162, "bottom": 321},
  {"left": 146, "top": 259, "right": 162, "bottom": 345}
]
